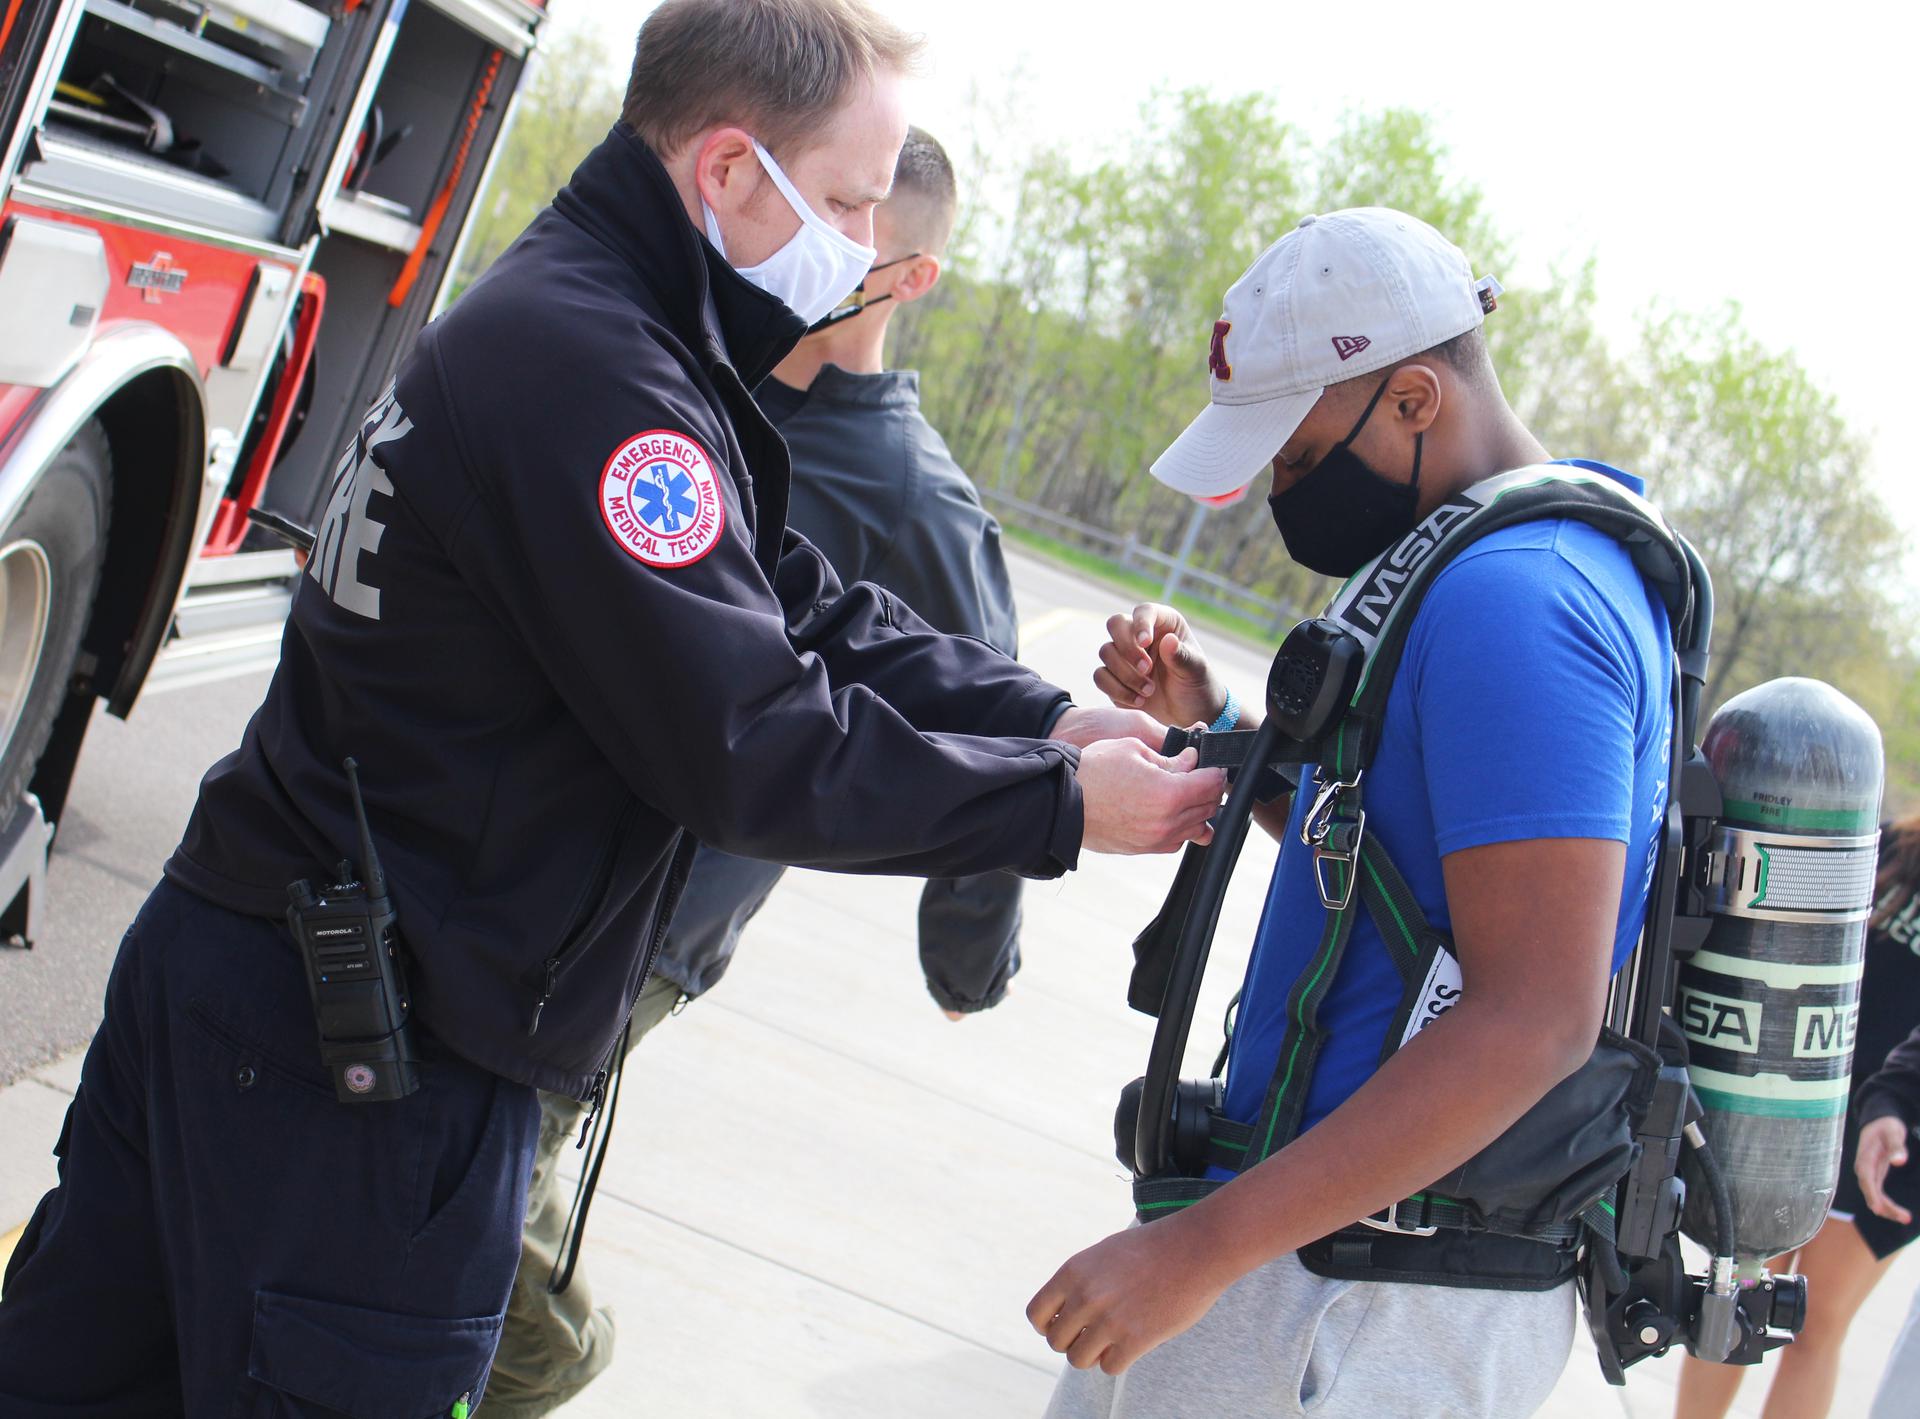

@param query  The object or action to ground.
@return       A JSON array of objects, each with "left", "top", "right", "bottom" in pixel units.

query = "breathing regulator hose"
[
  {"left": 1134, "top": 713, "right": 1286, "bottom": 1177},
  {"left": 1685, "top": 1118, "right": 1741, "bottom": 1361}
]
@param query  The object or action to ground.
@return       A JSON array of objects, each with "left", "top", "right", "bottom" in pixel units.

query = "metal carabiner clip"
[
  {"left": 1301, "top": 767, "right": 1363, "bottom": 848},
  {"left": 1301, "top": 767, "right": 1365, "bottom": 911}
]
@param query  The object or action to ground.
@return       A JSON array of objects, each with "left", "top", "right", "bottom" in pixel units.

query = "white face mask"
[{"left": 703, "top": 139, "right": 877, "bottom": 327}]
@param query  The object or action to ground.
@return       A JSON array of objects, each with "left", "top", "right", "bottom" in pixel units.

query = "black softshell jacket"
[{"left": 165, "top": 127, "right": 1083, "bottom": 1098}]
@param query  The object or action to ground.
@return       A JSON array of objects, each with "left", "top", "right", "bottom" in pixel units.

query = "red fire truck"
[{"left": 0, "top": 0, "right": 546, "bottom": 944}]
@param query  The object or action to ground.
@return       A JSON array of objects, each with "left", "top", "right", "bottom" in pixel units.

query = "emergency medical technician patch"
[{"left": 599, "top": 430, "right": 725, "bottom": 568}]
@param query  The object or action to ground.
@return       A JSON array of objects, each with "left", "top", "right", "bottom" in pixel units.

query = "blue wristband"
[{"left": 1207, "top": 687, "right": 1240, "bottom": 734}]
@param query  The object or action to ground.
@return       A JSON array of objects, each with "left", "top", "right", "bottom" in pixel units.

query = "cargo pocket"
[{"left": 242, "top": 1290, "right": 501, "bottom": 1419}]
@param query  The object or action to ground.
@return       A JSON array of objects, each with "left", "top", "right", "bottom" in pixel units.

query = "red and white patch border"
[{"left": 598, "top": 429, "right": 726, "bottom": 569}]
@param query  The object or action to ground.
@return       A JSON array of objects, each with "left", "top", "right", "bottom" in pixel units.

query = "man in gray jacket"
[
  {"left": 662, "top": 125, "right": 1026, "bottom": 1020},
  {"left": 488, "top": 126, "right": 1030, "bottom": 1416}
]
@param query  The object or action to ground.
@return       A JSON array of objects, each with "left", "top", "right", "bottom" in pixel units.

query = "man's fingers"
[
  {"left": 1097, "top": 642, "right": 1151, "bottom": 695},
  {"left": 1160, "top": 630, "right": 1203, "bottom": 681},
  {"left": 1867, "top": 1169, "right": 1911, "bottom": 1224},
  {"left": 1131, "top": 604, "right": 1159, "bottom": 648},
  {"left": 1043, "top": 1297, "right": 1095, "bottom": 1354},
  {"left": 1108, "top": 612, "right": 1154, "bottom": 674},
  {"left": 1093, "top": 667, "right": 1141, "bottom": 710},
  {"left": 1098, "top": 639, "right": 1148, "bottom": 683},
  {"left": 1860, "top": 1164, "right": 1886, "bottom": 1210},
  {"left": 1065, "top": 1322, "right": 1113, "bottom": 1371},
  {"left": 1026, "top": 1281, "right": 1066, "bottom": 1336},
  {"left": 1862, "top": 1160, "right": 1909, "bottom": 1222},
  {"left": 1167, "top": 765, "right": 1227, "bottom": 802}
]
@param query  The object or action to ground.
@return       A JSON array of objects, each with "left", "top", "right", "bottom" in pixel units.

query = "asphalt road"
[{"left": 0, "top": 667, "right": 273, "bottom": 1084}]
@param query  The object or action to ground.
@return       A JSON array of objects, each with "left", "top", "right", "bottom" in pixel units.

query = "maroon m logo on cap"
[
  {"left": 1331, "top": 335, "right": 1371, "bottom": 361},
  {"left": 1209, "top": 320, "right": 1233, "bottom": 381}
]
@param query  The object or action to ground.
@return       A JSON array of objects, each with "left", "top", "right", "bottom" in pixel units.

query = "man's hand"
[
  {"left": 1026, "top": 1219, "right": 1232, "bottom": 1374},
  {"left": 1857, "top": 1115, "right": 1914, "bottom": 1224},
  {"left": 1051, "top": 704, "right": 1173, "bottom": 752},
  {"left": 1094, "top": 604, "right": 1223, "bottom": 730},
  {"left": 1077, "top": 740, "right": 1225, "bottom": 854}
]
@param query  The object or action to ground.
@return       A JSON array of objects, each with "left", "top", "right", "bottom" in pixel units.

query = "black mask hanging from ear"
[{"left": 1267, "top": 375, "right": 1423, "bottom": 578}]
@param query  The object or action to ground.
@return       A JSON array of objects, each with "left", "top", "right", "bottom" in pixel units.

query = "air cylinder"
[{"left": 1679, "top": 677, "right": 1883, "bottom": 1262}]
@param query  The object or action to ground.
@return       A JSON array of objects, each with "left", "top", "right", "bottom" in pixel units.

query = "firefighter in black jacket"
[{"left": 0, "top": 3, "right": 1223, "bottom": 1410}]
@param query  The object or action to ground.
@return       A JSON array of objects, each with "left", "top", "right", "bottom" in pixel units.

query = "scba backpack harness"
[{"left": 1118, "top": 465, "right": 1807, "bottom": 1377}]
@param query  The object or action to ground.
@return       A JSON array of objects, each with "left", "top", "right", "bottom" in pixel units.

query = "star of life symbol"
[{"left": 599, "top": 430, "right": 725, "bottom": 568}]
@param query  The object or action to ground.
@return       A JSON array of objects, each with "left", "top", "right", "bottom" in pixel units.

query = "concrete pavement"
[{"left": 0, "top": 549, "right": 1914, "bottom": 1415}]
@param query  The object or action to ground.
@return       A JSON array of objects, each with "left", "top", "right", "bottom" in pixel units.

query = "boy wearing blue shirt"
[{"left": 1031, "top": 210, "right": 1672, "bottom": 1417}]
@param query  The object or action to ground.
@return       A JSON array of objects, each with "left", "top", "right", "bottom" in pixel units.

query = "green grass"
[{"left": 1000, "top": 522, "right": 1292, "bottom": 653}]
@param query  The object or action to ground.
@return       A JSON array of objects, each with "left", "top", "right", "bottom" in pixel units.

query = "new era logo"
[{"left": 1331, "top": 335, "right": 1371, "bottom": 361}]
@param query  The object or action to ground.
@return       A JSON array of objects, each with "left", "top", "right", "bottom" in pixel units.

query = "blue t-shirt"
[{"left": 1216, "top": 462, "right": 1674, "bottom": 1156}]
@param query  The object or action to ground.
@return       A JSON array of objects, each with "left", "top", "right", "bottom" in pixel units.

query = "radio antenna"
[{"left": 342, "top": 757, "right": 388, "bottom": 901}]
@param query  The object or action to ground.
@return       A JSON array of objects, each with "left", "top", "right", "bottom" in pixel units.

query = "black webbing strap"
[
  {"left": 1204, "top": 1117, "right": 1255, "bottom": 1173},
  {"left": 1162, "top": 726, "right": 1317, "bottom": 775},
  {"left": 1132, "top": 1167, "right": 1584, "bottom": 1246},
  {"left": 1132, "top": 1174, "right": 1220, "bottom": 1215},
  {"left": 1356, "top": 836, "right": 1464, "bottom": 1057},
  {"left": 1351, "top": 1191, "right": 1583, "bottom": 1245},
  {"left": 1246, "top": 719, "right": 1366, "bottom": 1164},
  {"left": 1160, "top": 726, "right": 1306, "bottom": 802}
]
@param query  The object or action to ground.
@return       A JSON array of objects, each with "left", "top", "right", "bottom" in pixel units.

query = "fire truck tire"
[{"left": 0, "top": 420, "right": 112, "bottom": 815}]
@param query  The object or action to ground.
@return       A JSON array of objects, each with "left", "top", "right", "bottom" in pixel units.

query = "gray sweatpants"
[
  {"left": 1044, "top": 1251, "right": 1574, "bottom": 1419},
  {"left": 1871, "top": 1278, "right": 1920, "bottom": 1419}
]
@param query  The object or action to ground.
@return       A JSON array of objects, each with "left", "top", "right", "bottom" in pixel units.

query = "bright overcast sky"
[{"left": 554, "top": 0, "right": 1916, "bottom": 539}]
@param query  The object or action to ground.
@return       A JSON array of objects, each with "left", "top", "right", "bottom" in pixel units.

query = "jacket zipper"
[
  {"left": 528, "top": 804, "right": 637, "bottom": 1036},
  {"left": 574, "top": 833, "right": 698, "bottom": 1140}
]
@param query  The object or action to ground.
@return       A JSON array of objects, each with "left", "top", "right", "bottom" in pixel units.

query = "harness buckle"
[
  {"left": 1300, "top": 767, "right": 1362, "bottom": 849},
  {"left": 1302, "top": 768, "right": 1365, "bottom": 911},
  {"left": 1359, "top": 1198, "right": 1440, "bottom": 1237}
]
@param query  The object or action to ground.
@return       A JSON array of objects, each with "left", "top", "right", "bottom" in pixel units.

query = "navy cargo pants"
[{"left": 0, "top": 879, "right": 540, "bottom": 1417}]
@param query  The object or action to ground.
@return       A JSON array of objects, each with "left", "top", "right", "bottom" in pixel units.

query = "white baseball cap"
[{"left": 1151, "top": 208, "right": 1502, "bottom": 498}]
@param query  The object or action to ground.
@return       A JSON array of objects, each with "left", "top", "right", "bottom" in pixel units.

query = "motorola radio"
[{"left": 286, "top": 757, "right": 420, "bottom": 1102}]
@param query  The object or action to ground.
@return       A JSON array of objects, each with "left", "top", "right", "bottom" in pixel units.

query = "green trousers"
[{"left": 482, "top": 972, "right": 684, "bottom": 1418}]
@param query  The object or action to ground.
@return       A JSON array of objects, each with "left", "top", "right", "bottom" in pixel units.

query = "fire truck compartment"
[{"left": 33, "top": 0, "right": 351, "bottom": 238}]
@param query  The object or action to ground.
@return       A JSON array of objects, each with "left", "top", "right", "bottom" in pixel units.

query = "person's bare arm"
[{"left": 1028, "top": 835, "right": 1623, "bottom": 1373}]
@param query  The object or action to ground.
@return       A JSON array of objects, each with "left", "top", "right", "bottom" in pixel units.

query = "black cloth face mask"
[
  {"left": 1267, "top": 375, "right": 1424, "bottom": 578},
  {"left": 804, "top": 252, "right": 921, "bottom": 334}
]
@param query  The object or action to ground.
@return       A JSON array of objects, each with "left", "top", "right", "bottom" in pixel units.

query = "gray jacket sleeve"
[{"left": 868, "top": 415, "right": 1020, "bottom": 657}]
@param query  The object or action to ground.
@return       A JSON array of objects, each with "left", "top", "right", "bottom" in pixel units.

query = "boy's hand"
[
  {"left": 1094, "top": 604, "right": 1223, "bottom": 730},
  {"left": 1857, "top": 1115, "right": 1914, "bottom": 1224},
  {"left": 1026, "top": 1222, "right": 1232, "bottom": 1374}
]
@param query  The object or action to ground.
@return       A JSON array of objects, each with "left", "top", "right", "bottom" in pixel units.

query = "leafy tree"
[
  {"left": 1633, "top": 306, "right": 1900, "bottom": 704},
  {"left": 451, "top": 26, "right": 625, "bottom": 290}
]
